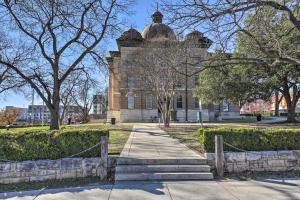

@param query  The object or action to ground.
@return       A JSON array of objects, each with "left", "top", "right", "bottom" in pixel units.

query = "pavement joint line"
[
  {"left": 107, "top": 183, "right": 114, "bottom": 200},
  {"left": 165, "top": 183, "right": 174, "bottom": 200},
  {"left": 127, "top": 126, "right": 136, "bottom": 157},
  {"left": 128, "top": 130, "right": 135, "bottom": 156},
  {"left": 216, "top": 181, "right": 241, "bottom": 200},
  {"left": 31, "top": 187, "right": 47, "bottom": 200}
]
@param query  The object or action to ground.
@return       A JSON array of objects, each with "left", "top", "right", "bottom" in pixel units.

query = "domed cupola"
[
  {"left": 152, "top": 11, "right": 163, "bottom": 23},
  {"left": 117, "top": 28, "right": 144, "bottom": 48},
  {"left": 185, "top": 30, "right": 213, "bottom": 48},
  {"left": 141, "top": 10, "right": 177, "bottom": 41}
]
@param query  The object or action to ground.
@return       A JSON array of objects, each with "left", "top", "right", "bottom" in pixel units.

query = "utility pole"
[
  {"left": 185, "top": 57, "right": 188, "bottom": 122},
  {"left": 31, "top": 88, "right": 34, "bottom": 125},
  {"left": 42, "top": 94, "right": 44, "bottom": 126}
]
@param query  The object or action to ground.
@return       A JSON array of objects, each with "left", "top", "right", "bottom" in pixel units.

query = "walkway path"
[
  {"left": 2, "top": 124, "right": 300, "bottom": 199},
  {"left": 120, "top": 124, "right": 204, "bottom": 159},
  {"left": 115, "top": 124, "right": 211, "bottom": 181},
  {"left": 3, "top": 178, "right": 300, "bottom": 200}
]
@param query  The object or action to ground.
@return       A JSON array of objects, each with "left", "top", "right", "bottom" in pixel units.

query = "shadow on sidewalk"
[
  {"left": 0, "top": 183, "right": 113, "bottom": 199},
  {"left": 113, "top": 181, "right": 166, "bottom": 195}
]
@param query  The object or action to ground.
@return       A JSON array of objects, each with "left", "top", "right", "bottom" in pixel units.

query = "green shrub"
[
  {"left": 197, "top": 127, "right": 300, "bottom": 152},
  {"left": 0, "top": 128, "right": 108, "bottom": 161},
  {"left": 0, "top": 124, "right": 46, "bottom": 129}
]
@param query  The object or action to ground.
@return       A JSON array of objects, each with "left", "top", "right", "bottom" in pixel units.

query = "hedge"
[
  {"left": 197, "top": 128, "right": 300, "bottom": 153},
  {"left": 0, "top": 128, "right": 108, "bottom": 161},
  {"left": 0, "top": 124, "right": 46, "bottom": 129}
]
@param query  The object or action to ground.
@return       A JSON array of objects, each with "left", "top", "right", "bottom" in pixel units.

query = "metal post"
[
  {"left": 99, "top": 134, "right": 108, "bottom": 180},
  {"left": 185, "top": 58, "right": 188, "bottom": 122},
  {"left": 199, "top": 100, "right": 203, "bottom": 128},
  {"left": 215, "top": 135, "right": 224, "bottom": 178},
  {"left": 31, "top": 88, "right": 35, "bottom": 126}
]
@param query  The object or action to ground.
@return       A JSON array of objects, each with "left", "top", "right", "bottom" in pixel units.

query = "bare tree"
[
  {"left": 0, "top": 108, "right": 20, "bottom": 125},
  {"left": 70, "top": 72, "right": 97, "bottom": 123},
  {"left": 125, "top": 40, "right": 187, "bottom": 127},
  {"left": 59, "top": 73, "right": 81, "bottom": 125},
  {"left": 163, "top": 0, "right": 300, "bottom": 122},
  {"left": 0, "top": 0, "right": 132, "bottom": 129}
]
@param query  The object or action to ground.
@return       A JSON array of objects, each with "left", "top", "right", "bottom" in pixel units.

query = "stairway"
[{"left": 115, "top": 157, "right": 214, "bottom": 181}]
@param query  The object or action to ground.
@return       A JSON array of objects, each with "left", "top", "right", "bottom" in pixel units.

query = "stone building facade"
[{"left": 107, "top": 10, "right": 239, "bottom": 122}]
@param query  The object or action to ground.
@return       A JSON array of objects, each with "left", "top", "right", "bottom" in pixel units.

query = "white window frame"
[
  {"left": 176, "top": 95, "right": 183, "bottom": 109},
  {"left": 128, "top": 76, "right": 134, "bottom": 89},
  {"left": 128, "top": 95, "right": 135, "bottom": 109},
  {"left": 146, "top": 94, "right": 153, "bottom": 110}
]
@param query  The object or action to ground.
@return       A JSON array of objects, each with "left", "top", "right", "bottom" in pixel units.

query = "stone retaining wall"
[
  {"left": 205, "top": 150, "right": 300, "bottom": 173},
  {"left": 0, "top": 157, "right": 117, "bottom": 184}
]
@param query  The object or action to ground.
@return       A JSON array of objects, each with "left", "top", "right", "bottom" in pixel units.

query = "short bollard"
[
  {"left": 215, "top": 135, "right": 224, "bottom": 178},
  {"left": 98, "top": 134, "right": 108, "bottom": 180}
]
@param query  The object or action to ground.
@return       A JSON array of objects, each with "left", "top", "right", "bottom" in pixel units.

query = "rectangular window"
[
  {"left": 128, "top": 95, "right": 134, "bottom": 109},
  {"left": 194, "top": 97, "right": 199, "bottom": 109},
  {"left": 223, "top": 101, "right": 229, "bottom": 112},
  {"left": 176, "top": 95, "right": 183, "bottom": 109},
  {"left": 146, "top": 95, "right": 153, "bottom": 110},
  {"left": 128, "top": 76, "right": 134, "bottom": 89}
]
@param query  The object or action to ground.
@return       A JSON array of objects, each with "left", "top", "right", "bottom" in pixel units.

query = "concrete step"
[
  {"left": 116, "top": 165, "right": 211, "bottom": 173},
  {"left": 117, "top": 158, "right": 207, "bottom": 165},
  {"left": 115, "top": 172, "right": 214, "bottom": 181}
]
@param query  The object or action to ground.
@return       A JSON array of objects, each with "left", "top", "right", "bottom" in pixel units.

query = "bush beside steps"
[
  {"left": 197, "top": 127, "right": 300, "bottom": 153},
  {"left": 0, "top": 128, "right": 108, "bottom": 161}
]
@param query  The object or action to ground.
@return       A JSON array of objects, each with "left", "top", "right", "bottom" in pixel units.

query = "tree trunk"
[
  {"left": 164, "top": 116, "right": 170, "bottom": 127},
  {"left": 50, "top": 88, "right": 60, "bottom": 130},
  {"left": 286, "top": 103, "right": 297, "bottom": 123},
  {"left": 83, "top": 110, "right": 90, "bottom": 123},
  {"left": 50, "top": 109, "right": 60, "bottom": 130},
  {"left": 163, "top": 107, "right": 171, "bottom": 128},
  {"left": 283, "top": 93, "right": 297, "bottom": 123},
  {"left": 275, "top": 90, "right": 279, "bottom": 116}
]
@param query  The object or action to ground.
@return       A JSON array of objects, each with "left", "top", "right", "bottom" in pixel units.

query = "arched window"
[
  {"left": 176, "top": 95, "right": 183, "bottom": 109},
  {"left": 128, "top": 94, "right": 135, "bottom": 109}
]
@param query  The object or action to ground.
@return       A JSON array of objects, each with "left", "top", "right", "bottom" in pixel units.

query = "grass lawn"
[
  {"left": 68, "top": 123, "right": 132, "bottom": 155},
  {"left": 162, "top": 126, "right": 205, "bottom": 154},
  {"left": 0, "top": 123, "right": 132, "bottom": 193},
  {"left": 0, "top": 123, "right": 133, "bottom": 155},
  {"left": 163, "top": 122, "right": 300, "bottom": 155}
]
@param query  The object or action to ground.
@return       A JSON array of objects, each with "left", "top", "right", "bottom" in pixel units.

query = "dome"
[
  {"left": 141, "top": 11, "right": 177, "bottom": 41},
  {"left": 186, "top": 31, "right": 204, "bottom": 40},
  {"left": 185, "top": 30, "right": 213, "bottom": 48},
  {"left": 117, "top": 28, "right": 143, "bottom": 41}
]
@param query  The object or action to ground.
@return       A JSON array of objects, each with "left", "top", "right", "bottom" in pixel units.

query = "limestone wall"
[
  {"left": 120, "top": 109, "right": 158, "bottom": 122},
  {"left": 176, "top": 109, "right": 209, "bottom": 122},
  {"left": 0, "top": 157, "right": 117, "bottom": 184},
  {"left": 205, "top": 150, "right": 300, "bottom": 173}
]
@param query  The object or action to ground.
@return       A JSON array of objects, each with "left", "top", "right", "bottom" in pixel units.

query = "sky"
[{"left": 0, "top": 1, "right": 178, "bottom": 108}]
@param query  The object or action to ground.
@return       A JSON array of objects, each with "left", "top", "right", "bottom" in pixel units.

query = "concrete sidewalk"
[
  {"left": 120, "top": 124, "right": 204, "bottom": 159},
  {"left": 3, "top": 178, "right": 300, "bottom": 200},
  {"left": 2, "top": 124, "right": 300, "bottom": 199}
]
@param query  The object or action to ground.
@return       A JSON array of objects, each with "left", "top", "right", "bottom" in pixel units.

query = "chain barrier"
[
  {"left": 223, "top": 141, "right": 263, "bottom": 155},
  {"left": 1, "top": 142, "right": 103, "bottom": 200},
  {"left": 0, "top": 142, "right": 102, "bottom": 164}
]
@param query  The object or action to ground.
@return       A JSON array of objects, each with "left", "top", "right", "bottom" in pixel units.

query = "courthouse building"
[{"left": 107, "top": 10, "right": 239, "bottom": 122}]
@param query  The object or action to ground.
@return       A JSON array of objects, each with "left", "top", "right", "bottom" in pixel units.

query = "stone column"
[
  {"left": 98, "top": 134, "right": 108, "bottom": 180},
  {"left": 215, "top": 135, "right": 224, "bottom": 178}
]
